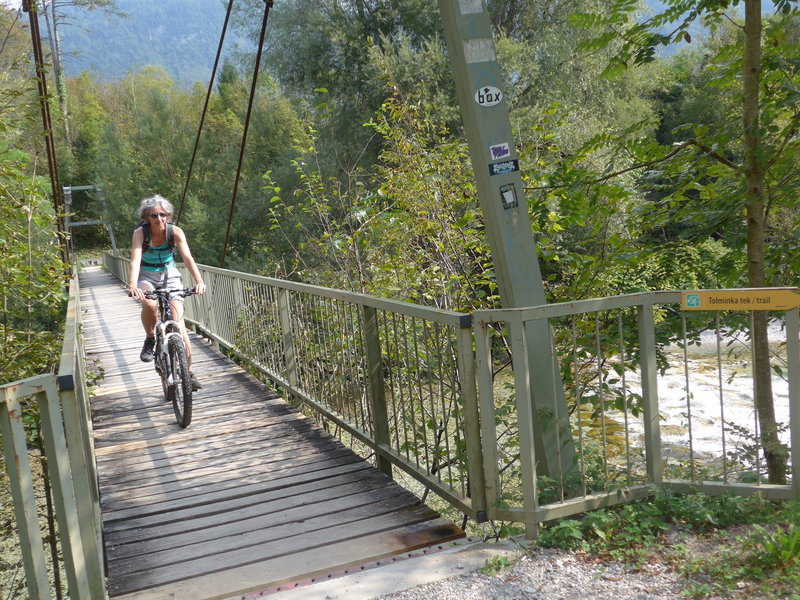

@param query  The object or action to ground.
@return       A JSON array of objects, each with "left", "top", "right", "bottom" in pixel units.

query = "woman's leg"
[
  {"left": 170, "top": 298, "right": 192, "bottom": 369},
  {"left": 138, "top": 283, "right": 158, "bottom": 362},
  {"left": 140, "top": 299, "right": 157, "bottom": 336}
]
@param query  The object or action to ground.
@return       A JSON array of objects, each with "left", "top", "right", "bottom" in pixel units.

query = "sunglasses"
[{"left": 149, "top": 212, "right": 169, "bottom": 219}]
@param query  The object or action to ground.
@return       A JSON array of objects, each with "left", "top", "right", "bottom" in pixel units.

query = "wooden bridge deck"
[{"left": 79, "top": 268, "right": 463, "bottom": 599}]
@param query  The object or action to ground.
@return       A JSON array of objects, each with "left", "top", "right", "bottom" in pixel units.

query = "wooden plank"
[
  {"left": 112, "top": 518, "right": 463, "bottom": 600},
  {"left": 95, "top": 424, "right": 329, "bottom": 478},
  {"left": 98, "top": 438, "right": 346, "bottom": 495},
  {"left": 106, "top": 481, "right": 415, "bottom": 556},
  {"left": 108, "top": 509, "right": 452, "bottom": 596},
  {"left": 102, "top": 460, "right": 374, "bottom": 524},
  {"left": 100, "top": 452, "right": 367, "bottom": 514},
  {"left": 102, "top": 465, "right": 386, "bottom": 535}
]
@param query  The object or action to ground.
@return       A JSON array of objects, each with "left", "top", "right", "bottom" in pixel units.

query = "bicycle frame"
[{"left": 154, "top": 295, "right": 184, "bottom": 383}]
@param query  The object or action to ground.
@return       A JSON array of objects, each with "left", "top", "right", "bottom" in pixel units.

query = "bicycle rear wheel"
[{"left": 167, "top": 336, "right": 193, "bottom": 427}]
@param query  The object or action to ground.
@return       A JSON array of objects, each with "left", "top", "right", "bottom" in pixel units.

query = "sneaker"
[
  {"left": 189, "top": 372, "right": 202, "bottom": 391},
  {"left": 140, "top": 337, "right": 156, "bottom": 362}
]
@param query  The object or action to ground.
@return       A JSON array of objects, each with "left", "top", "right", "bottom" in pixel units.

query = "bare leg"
[
  {"left": 140, "top": 299, "right": 157, "bottom": 337},
  {"left": 170, "top": 299, "right": 193, "bottom": 371}
]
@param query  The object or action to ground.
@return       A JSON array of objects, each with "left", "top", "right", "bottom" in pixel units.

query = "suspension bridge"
[
  {"left": 5, "top": 1, "right": 800, "bottom": 598},
  {"left": 4, "top": 253, "right": 799, "bottom": 598}
]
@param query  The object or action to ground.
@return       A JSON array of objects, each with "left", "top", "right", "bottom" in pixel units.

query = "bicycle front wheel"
[{"left": 167, "top": 336, "right": 193, "bottom": 428}]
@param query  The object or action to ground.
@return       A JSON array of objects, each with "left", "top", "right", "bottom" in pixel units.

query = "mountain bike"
[{"left": 138, "top": 288, "right": 196, "bottom": 427}]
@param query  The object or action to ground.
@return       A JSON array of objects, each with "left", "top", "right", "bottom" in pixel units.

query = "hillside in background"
[
  {"left": 54, "top": 0, "right": 764, "bottom": 89},
  {"left": 59, "top": 0, "right": 249, "bottom": 87}
]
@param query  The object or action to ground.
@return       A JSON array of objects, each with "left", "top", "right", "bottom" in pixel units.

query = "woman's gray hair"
[{"left": 138, "top": 195, "right": 175, "bottom": 221}]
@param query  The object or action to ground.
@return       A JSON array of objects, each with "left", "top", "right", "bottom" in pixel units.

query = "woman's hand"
[
  {"left": 195, "top": 281, "right": 206, "bottom": 295},
  {"left": 129, "top": 285, "right": 144, "bottom": 300}
]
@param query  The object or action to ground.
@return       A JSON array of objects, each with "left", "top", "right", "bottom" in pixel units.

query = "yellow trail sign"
[{"left": 682, "top": 288, "right": 800, "bottom": 311}]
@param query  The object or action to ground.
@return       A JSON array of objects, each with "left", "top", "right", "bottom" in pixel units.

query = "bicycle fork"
[{"left": 156, "top": 320, "right": 185, "bottom": 388}]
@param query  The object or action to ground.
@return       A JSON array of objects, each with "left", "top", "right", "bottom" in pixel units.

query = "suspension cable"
[
  {"left": 175, "top": 0, "right": 235, "bottom": 225},
  {"left": 220, "top": 0, "right": 274, "bottom": 268},
  {"left": 23, "top": 0, "right": 69, "bottom": 265}
]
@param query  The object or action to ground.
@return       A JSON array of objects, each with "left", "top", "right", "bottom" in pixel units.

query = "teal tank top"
[{"left": 141, "top": 243, "right": 175, "bottom": 273}]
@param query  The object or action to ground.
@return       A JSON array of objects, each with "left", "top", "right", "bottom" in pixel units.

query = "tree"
[
  {"left": 571, "top": 0, "right": 800, "bottom": 483},
  {"left": 36, "top": 0, "right": 124, "bottom": 147},
  {"left": 0, "top": 6, "right": 68, "bottom": 384}
]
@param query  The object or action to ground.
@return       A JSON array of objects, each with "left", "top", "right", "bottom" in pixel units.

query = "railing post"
[
  {"left": 509, "top": 315, "right": 539, "bottom": 539},
  {"left": 37, "top": 376, "right": 93, "bottom": 599},
  {"left": 362, "top": 305, "right": 393, "bottom": 477},
  {"left": 474, "top": 317, "right": 500, "bottom": 519},
  {"left": 205, "top": 271, "right": 220, "bottom": 350},
  {"left": 457, "top": 314, "right": 487, "bottom": 521},
  {"left": 785, "top": 307, "right": 800, "bottom": 500},
  {"left": 0, "top": 385, "right": 50, "bottom": 599},
  {"left": 278, "top": 288, "right": 298, "bottom": 388},
  {"left": 638, "top": 302, "right": 663, "bottom": 485}
]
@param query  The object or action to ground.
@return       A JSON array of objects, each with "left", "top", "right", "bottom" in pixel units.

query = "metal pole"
[
  {"left": 23, "top": 0, "right": 69, "bottom": 265},
  {"left": 438, "top": 0, "right": 575, "bottom": 478}
]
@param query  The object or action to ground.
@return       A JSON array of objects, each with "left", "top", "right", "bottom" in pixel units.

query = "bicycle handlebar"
[{"left": 129, "top": 288, "right": 196, "bottom": 299}]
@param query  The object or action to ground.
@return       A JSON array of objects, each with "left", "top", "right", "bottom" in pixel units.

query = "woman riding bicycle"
[{"left": 128, "top": 195, "right": 206, "bottom": 391}]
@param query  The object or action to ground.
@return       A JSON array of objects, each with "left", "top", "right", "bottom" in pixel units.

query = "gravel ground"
[{"left": 377, "top": 547, "right": 684, "bottom": 600}]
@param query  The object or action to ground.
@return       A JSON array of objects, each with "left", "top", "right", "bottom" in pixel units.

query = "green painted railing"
[
  {"left": 1, "top": 273, "right": 105, "bottom": 599},
  {"left": 105, "top": 253, "right": 800, "bottom": 539},
  {"left": 474, "top": 291, "right": 800, "bottom": 536}
]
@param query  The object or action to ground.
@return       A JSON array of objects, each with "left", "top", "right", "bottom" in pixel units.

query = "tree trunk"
[{"left": 742, "top": 0, "right": 787, "bottom": 484}]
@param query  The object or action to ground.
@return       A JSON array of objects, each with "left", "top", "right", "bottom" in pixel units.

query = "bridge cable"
[
  {"left": 175, "top": 0, "right": 235, "bottom": 226},
  {"left": 220, "top": 0, "right": 275, "bottom": 268}
]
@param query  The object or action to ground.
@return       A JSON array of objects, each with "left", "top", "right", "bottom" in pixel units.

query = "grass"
[{"left": 535, "top": 491, "right": 800, "bottom": 598}]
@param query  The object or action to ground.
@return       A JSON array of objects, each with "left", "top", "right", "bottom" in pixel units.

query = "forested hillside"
[{"left": 59, "top": 0, "right": 249, "bottom": 86}]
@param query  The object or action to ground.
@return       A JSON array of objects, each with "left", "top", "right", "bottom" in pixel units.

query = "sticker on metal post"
[
  {"left": 459, "top": 0, "right": 483, "bottom": 14},
  {"left": 489, "top": 143, "right": 511, "bottom": 160},
  {"left": 500, "top": 183, "right": 518, "bottom": 209},
  {"left": 474, "top": 86, "right": 503, "bottom": 107},
  {"left": 489, "top": 159, "right": 519, "bottom": 176}
]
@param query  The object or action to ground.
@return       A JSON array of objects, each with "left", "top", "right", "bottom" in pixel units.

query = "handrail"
[
  {"left": 474, "top": 290, "right": 800, "bottom": 536},
  {"left": 1, "top": 270, "right": 105, "bottom": 599},
  {"left": 104, "top": 251, "right": 800, "bottom": 540}
]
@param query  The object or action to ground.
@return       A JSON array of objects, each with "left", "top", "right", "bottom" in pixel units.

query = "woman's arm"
[
  {"left": 173, "top": 227, "right": 206, "bottom": 295},
  {"left": 128, "top": 228, "right": 145, "bottom": 299}
]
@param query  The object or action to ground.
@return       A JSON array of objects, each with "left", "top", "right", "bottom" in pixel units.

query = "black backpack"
[{"left": 139, "top": 221, "right": 175, "bottom": 267}]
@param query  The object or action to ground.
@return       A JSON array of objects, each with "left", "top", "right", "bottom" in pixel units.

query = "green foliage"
[
  {"left": 538, "top": 492, "right": 770, "bottom": 561},
  {"left": 671, "top": 500, "right": 800, "bottom": 598},
  {"left": 0, "top": 115, "right": 68, "bottom": 385},
  {"left": 747, "top": 524, "right": 800, "bottom": 570},
  {"left": 536, "top": 494, "right": 800, "bottom": 597},
  {"left": 480, "top": 554, "right": 514, "bottom": 576}
]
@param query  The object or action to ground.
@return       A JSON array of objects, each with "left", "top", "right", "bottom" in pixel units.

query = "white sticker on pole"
[
  {"left": 463, "top": 38, "right": 496, "bottom": 63},
  {"left": 459, "top": 0, "right": 483, "bottom": 14},
  {"left": 475, "top": 86, "right": 503, "bottom": 107}
]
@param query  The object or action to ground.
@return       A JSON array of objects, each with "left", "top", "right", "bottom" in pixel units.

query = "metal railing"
[
  {"left": 105, "top": 254, "right": 488, "bottom": 521},
  {"left": 474, "top": 291, "right": 800, "bottom": 535},
  {"left": 1, "top": 273, "right": 105, "bottom": 599},
  {"left": 105, "top": 253, "right": 800, "bottom": 537}
]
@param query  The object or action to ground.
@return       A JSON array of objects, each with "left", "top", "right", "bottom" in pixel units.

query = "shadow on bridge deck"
[{"left": 79, "top": 268, "right": 463, "bottom": 599}]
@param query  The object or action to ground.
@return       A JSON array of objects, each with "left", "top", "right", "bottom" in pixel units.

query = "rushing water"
[{"left": 630, "top": 324, "right": 792, "bottom": 470}]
